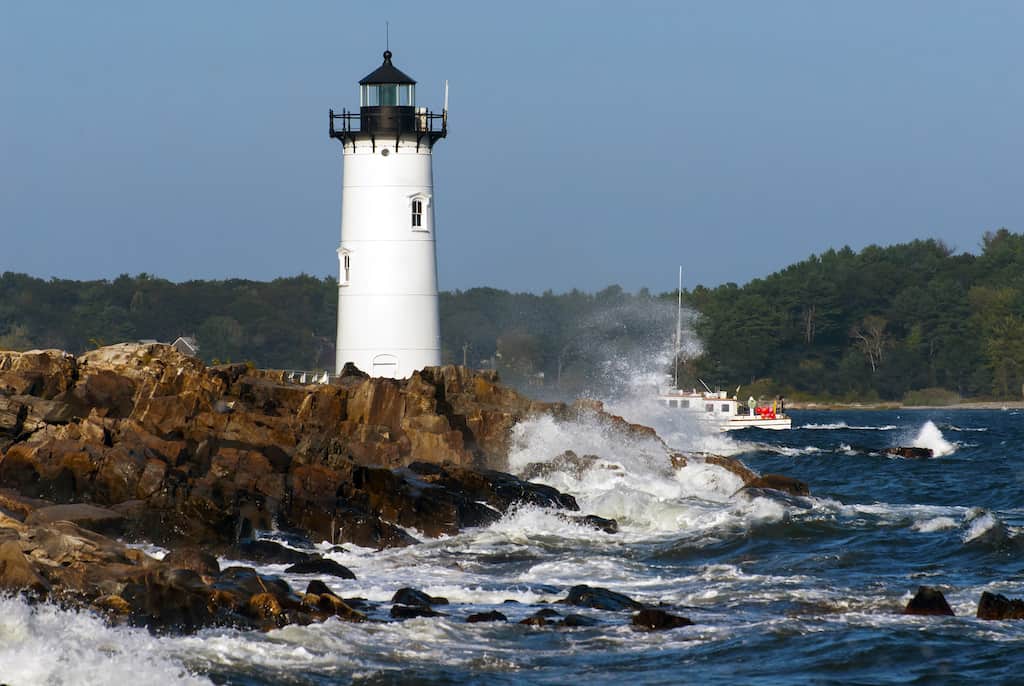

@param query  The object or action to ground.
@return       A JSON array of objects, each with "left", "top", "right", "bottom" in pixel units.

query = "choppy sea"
[{"left": 2, "top": 406, "right": 1022, "bottom": 685}]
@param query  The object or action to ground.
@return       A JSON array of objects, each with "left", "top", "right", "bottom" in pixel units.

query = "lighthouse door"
[{"left": 372, "top": 354, "right": 399, "bottom": 378}]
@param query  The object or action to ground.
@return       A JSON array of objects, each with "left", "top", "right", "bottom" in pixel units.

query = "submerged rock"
[
  {"left": 886, "top": 447, "right": 934, "bottom": 459},
  {"left": 467, "top": 610, "right": 508, "bottom": 623},
  {"left": 559, "top": 513, "right": 619, "bottom": 534},
  {"left": 392, "top": 587, "right": 449, "bottom": 607},
  {"left": 744, "top": 474, "right": 810, "bottom": 497},
  {"left": 560, "top": 585, "right": 643, "bottom": 611},
  {"left": 391, "top": 604, "right": 446, "bottom": 619},
  {"left": 558, "top": 614, "right": 599, "bottom": 627},
  {"left": 903, "top": 586, "right": 955, "bottom": 616},
  {"left": 285, "top": 558, "right": 356, "bottom": 580},
  {"left": 631, "top": 608, "right": 693, "bottom": 631},
  {"left": 228, "top": 539, "right": 315, "bottom": 565},
  {"left": 976, "top": 591, "right": 1024, "bottom": 620}
]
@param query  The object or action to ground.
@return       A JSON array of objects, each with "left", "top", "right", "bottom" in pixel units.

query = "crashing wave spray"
[{"left": 910, "top": 421, "right": 956, "bottom": 457}]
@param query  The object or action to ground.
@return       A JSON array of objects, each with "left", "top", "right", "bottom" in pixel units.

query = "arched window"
[
  {"left": 338, "top": 248, "right": 352, "bottom": 286},
  {"left": 411, "top": 198, "right": 423, "bottom": 228}
]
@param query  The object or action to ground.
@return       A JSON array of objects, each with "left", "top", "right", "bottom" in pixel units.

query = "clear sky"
[{"left": 2, "top": 1, "right": 1022, "bottom": 293}]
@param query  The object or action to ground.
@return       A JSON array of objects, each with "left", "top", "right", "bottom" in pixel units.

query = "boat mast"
[{"left": 674, "top": 266, "right": 682, "bottom": 389}]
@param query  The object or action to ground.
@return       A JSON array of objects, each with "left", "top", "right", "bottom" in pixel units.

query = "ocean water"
[{"left": 2, "top": 408, "right": 1023, "bottom": 685}]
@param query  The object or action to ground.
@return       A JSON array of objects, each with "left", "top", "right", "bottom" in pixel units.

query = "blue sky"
[{"left": 2, "top": 1, "right": 1021, "bottom": 293}]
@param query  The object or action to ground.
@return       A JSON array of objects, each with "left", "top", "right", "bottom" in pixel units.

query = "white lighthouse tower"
[{"left": 329, "top": 50, "right": 447, "bottom": 378}]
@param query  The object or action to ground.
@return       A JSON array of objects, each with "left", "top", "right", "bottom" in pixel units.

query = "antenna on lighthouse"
[
  {"left": 443, "top": 80, "right": 449, "bottom": 130},
  {"left": 674, "top": 266, "right": 682, "bottom": 389}
]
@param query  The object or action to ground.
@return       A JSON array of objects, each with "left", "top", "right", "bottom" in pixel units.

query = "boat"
[
  {"left": 658, "top": 386, "right": 792, "bottom": 431},
  {"left": 660, "top": 267, "right": 791, "bottom": 431}
]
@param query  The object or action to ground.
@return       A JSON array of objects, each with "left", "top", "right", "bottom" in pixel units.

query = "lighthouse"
[{"left": 329, "top": 50, "right": 447, "bottom": 377}]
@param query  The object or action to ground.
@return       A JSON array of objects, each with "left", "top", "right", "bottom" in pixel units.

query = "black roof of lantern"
[{"left": 359, "top": 50, "right": 416, "bottom": 85}]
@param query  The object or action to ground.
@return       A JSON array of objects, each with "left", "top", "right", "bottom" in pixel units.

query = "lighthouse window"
[
  {"left": 411, "top": 199, "right": 423, "bottom": 228},
  {"left": 379, "top": 84, "right": 398, "bottom": 106}
]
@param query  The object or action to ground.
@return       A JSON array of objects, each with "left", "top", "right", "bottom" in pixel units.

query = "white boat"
[
  {"left": 658, "top": 387, "right": 792, "bottom": 431},
  {"left": 661, "top": 267, "right": 791, "bottom": 431}
]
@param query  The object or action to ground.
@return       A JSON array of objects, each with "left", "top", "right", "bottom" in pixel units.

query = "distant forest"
[{"left": 3, "top": 228, "right": 1024, "bottom": 402}]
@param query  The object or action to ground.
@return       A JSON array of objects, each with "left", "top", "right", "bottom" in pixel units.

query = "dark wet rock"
[
  {"left": 560, "top": 584, "right": 643, "bottom": 611},
  {"left": 162, "top": 547, "right": 221, "bottom": 578},
  {"left": 745, "top": 474, "right": 810, "bottom": 497},
  {"left": 217, "top": 566, "right": 292, "bottom": 598},
  {"left": 285, "top": 558, "right": 356, "bottom": 580},
  {"left": 306, "top": 580, "right": 333, "bottom": 596},
  {"left": 887, "top": 446, "right": 934, "bottom": 459},
  {"left": 632, "top": 608, "right": 694, "bottom": 631},
  {"left": 467, "top": 610, "right": 508, "bottom": 623},
  {"left": 303, "top": 591, "right": 366, "bottom": 622},
  {"left": 533, "top": 608, "right": 562, "bottom": 618},
  {"left": 519, "top": 615, "right": 550, "bottom": 627},
  {"left": 558, "top": 614, "right": 599, "bottom": 627},
  {"left": 704, "top": 454, "right": 759, "bottom": 483},
  {"left": 228, "top": 539, "right": 315, "bottom": 565},
  {"left": 903, "top": 586, "right": 955, "bottom": 616},
  {"left": 392, "top": 587, "right": 449, "bottom": 607},
  {"left": 977, "top": 591, "right": 1024, "bottom": 620},
  {"left": 341, "top": 596, "right": 372, "bottom": 612},
  {"left": 559, "top": 513, "right": 619, "bottom": 534},
  {"left": 391, "top": 604, "right": 446, "bottom": 619}
]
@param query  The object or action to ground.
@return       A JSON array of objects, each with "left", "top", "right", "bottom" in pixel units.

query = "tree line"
[{"left": 2, "top": 228, "right": 1023, "bottom": 401}]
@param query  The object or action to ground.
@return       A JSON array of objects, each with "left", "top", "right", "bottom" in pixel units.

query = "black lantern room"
[{"left": 330, "top": 51, "right": 446, "bottom": 151}]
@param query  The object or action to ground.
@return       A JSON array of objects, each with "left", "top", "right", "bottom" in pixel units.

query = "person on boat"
[
  {"left": 778, "top": 395, "right": 786, "bottom": 415},
  {"left": 748, "top": 395, "right": 756, "bottom": 417}
]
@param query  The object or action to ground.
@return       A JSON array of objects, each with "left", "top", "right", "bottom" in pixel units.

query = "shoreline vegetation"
[{"left": 3, "top": 228, "right": 1024, "bottom": 403}]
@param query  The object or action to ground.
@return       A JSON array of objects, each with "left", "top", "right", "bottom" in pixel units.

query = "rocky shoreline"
[{"left": 1, "top": 343, "right": 1019, "bottom": 635}]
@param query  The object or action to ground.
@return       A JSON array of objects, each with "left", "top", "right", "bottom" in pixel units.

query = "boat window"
[
  {"left": 681, "top": 399, "right": 689, "bottom": 408},
  {"left": 721, "top": 403, "right": 730, "bottom": 413},
  {"left": 669, "top": 399, "right": 678, "bottom": 408},
  {"left": 705, "top": 404, "right": 714, "bottom": 413}
]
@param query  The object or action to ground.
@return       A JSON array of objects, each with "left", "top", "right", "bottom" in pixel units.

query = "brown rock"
[
  {"left": 704, "top": 454, "right": 759, "bottom": 483},
  {"left": 247, "top": 592, "right": 284, "bottom": 620},
  {"left": 886, "top": 446, "right": 934, "bottom": 459},
  {"left": 0, "top": 539, "right": 50, "bottom": 595},
  {"left": 0, "top": 349, "right": 78, "bottom": 399},
  {"left": 92, "top": 594, "right": 133, "bottom": 617},
  {"left": 25, "top": 503, "right": 125, "bottom": 535},
  {"left": 746, "top": 474, "right": 811, "bottom": 497},
  {"left": 162, "top": 547, "right": 221, "bottom": 578},
  {"left": 977, "top": 591, "right": 1024, "bottom": 620}
]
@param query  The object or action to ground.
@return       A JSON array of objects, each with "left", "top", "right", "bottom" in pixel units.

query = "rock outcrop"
[
  {"left": 0, "top": 509, "right": 364, "bottom": 632},
  {"left": 0, "top": 344, "right": 602, "bottom": 552}
]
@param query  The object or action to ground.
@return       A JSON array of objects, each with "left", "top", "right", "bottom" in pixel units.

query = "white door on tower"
[{"left": 372, "top": 354, "right": 399, "bottom": 378}]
